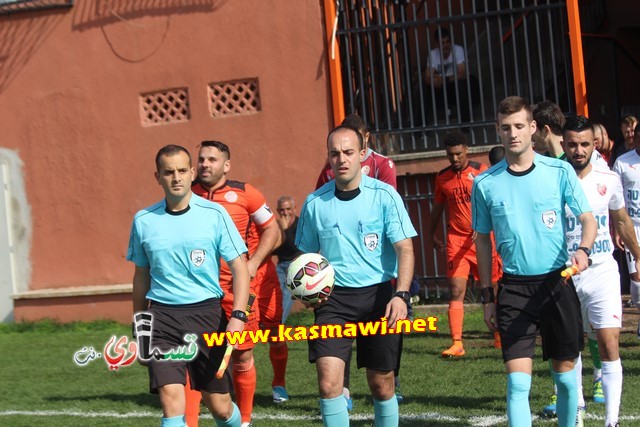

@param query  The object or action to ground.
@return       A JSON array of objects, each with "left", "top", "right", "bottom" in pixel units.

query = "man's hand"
[
  {"left": 432, "top": 74, "right": 443, "bottom": 88},
  {"left": 570, "top": 249, "right": 590, "bottom": 273},
  {"left": 614, "top": 233, "right": 624, "bottom": 251},
  {"left": 303, "top": 295, "right": 329, "bottom": 309},
  {"left": 483, "top": 302, "right": 497, "bottom": 331},
  {"left": 384, "top": 296, "right": 408, "bottom": 329},
  {"left": 226, "top": 317, "right": 245, "bottom": 349},
  {"left": 246, "top": 258, "right": 259, "bottom": 279}
]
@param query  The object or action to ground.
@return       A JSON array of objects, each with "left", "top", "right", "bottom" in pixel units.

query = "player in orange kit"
[
  {"left": 429, "top": 131, "right": 502, "bottom": 357},
  {"left": 187, "top": 140, "right": 287, "bottom": 427}
]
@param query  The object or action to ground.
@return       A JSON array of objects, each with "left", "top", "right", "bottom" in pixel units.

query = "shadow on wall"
[
  {"left": 71, "top": 0, "right": 231, "bottom": 63},
  {"left": 70, "top": 0, "right": 229, "bottom": 31},
  {"left": 0, "top": 11, "right": 67, "bottom": 94}
]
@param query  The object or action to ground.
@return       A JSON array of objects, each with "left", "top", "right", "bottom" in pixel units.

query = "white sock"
[
  {"left": 602, "top": 359, "right": 623, "bottom": 425},
  {"left": 593, "top": 368, "right": 602, "bottom": 381},
  {"left": 575, "top": 353, "right": 585, "bottom": 407},
  {"left": 631, "top": 279, "right": 640, "bottom": 308}
]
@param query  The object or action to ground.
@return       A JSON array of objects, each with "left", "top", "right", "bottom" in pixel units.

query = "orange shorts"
[
  {"left": 221, "top": 261, "right": 283, "bottom": 350},
  {"left": 446, "top": 232, "right": 502, "bottom": 282}
]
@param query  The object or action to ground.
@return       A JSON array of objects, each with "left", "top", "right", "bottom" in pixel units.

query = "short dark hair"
[
  {"left": 497, "top": 96, "right": 532, "bottom": 122},
  {"left": 488, "top": 146, "right": 505, "bottom": 166},
  {"left": 327, "top": 125, "right": 364, "bottom": 150},
  {"left": 434, "top": 27, "right": 450, "bottom": 42},
  {"left": 563, "top": 115, "right": 593, "bottom": 135},
  {"left": 155, "top": 145, "right": 191, "bottom": 171},
  {"left": 443, "top": 130, "right": 468, "bottom": 148},
  {"left": 532, "top": 101, "right": 565, "bottom": 136},
  {"left": 341, "top": 113, "right": 368, "bottom": 135},
  {"left": 200, "top": 140, "right": 231, "bottom": 159}
]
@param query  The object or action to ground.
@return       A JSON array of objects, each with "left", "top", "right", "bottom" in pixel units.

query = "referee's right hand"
[{"left": 483, "top": 302, "right": 497, "bottom": 331}]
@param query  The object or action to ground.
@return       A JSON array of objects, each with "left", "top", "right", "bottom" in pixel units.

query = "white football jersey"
[
  {"left": 613, "top": 149, "right": 640, "bottom": 225},
  {"left": 565, "top": 167, "right": 624, "bottom": 266},
  {"left": 590, "top": 150, "right": 609, "bottom": 170}
]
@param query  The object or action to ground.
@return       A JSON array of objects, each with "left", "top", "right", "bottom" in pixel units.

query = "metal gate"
[{"left": 334, "top": 0, "right": 575, "bottom": 154}]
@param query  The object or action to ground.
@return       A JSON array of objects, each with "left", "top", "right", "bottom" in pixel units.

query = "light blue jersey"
[
  {"left": 127, "top": 194, "right": 247, "bottom": 305},
  {"left": 472, "top": 154, "right": 591, "bottom": 275},
  {"left": 296, "top": 175, "right": 417, "bottom": 288}
]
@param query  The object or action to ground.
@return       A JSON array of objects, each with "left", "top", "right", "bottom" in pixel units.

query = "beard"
[{"left": 571, "top": 159, "right": 589, "bottom": 171}]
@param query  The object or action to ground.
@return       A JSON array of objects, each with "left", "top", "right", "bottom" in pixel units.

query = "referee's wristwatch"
[
  {"left": 230, "top": 310, "right": 248, "bottom": 323},
  {"left": 577, "top": 246, "right": 591, "bottom": 257},
  {"left": 393, "top": 291, "right": 411, "bottom": 305}
]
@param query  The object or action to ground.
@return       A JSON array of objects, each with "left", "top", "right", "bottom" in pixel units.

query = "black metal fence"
[{"left": 335, "top": 0, "right": 575, "bottom": 155}]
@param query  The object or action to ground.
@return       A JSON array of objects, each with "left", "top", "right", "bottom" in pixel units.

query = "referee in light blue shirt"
[
  {"left": 472, "top": 97, "right": 597, "bottom": 427},
  {"left": 127, "top": 145, "right": 250, "bottom": 427},
  {"left": 296, "top": 126, "right": 417, "bottom": 427}
]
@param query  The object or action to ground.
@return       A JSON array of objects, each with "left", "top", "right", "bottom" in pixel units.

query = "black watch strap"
[
  {"left": 480, "top": 287, "right": 495, "bottom": 304},
  {"left": 231, "top": 309, "right": 247, "bottom": 322},
  {"left": 394, "top": 291, "right": 411, "bottom": 304},
  {"left": 577, "top": 246, "right": 591, "bottom": 257}
]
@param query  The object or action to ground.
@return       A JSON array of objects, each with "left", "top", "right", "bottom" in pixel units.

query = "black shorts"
[
  {"left": 147, "top": 298, "right": 232, "bottom": 394},
  {"left": 497, "top": 268, "right": 584, "bottom": 362},
  {"left": 309, "top": 282, "right": 401, "bottom": 372}
]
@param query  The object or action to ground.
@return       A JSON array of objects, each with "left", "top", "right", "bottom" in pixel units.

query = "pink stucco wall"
[{"left": 0, "top": 0, "right": 332, "bottom": 309}]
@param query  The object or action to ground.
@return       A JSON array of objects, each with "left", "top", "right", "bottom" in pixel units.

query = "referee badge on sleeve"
[
  {"left": 542, "top": 210, "right": 557, "bottom": 229},
  {"left": 190, "top": 249, "right": 206, "bottom": 267},
  {"left": 364, "top": 233, "right": 379, "bottom": 251}
]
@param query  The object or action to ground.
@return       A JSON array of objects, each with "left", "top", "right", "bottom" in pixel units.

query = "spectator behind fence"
[
  {"left": 422, "top": 27, "right": 478, "bottom": 123},
  {"left": 609, "top": 115, "right": 637, "bottom": 167}
]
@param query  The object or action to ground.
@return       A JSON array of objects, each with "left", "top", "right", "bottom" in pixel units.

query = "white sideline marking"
[{"left": 1, "top": 409, "right": 639, "bottom": 425}]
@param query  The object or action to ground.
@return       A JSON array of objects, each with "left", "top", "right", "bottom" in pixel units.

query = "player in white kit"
[
  {"left": 564, "top": 116, "right": 640, "bottom": 427},
  {"left": 612, "top": 124, "right": 640, "bottom": 338}
]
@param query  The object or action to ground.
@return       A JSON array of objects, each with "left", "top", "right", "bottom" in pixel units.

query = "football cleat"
[
  {"left": 272, "top": 386, "right": 289, "bottom": 403},
  {"left": 541, "top": 394, "right": 557, "bottom": 418},
  {"left": 593, "top": 378, "right": 605, "bottom": 403},
  {"left": 441, "top": 341, "right": 465, "bottom": 358}
]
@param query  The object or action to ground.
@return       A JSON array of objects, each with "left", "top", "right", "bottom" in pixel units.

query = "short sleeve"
[
  {"left": 454, "top": 45, "right": 466, "bottom": 65},
  {"left": 295, "top": 198, "right": 320, "bottom": 253},
  {"left": 471, "top": 179, "right": 492, "bottom": 234},
  {"left": 384, "top": 188, "right": 417, "bottom": 243},
  {"left": 609, "top": 173, "right": 626, "bottom": 211},
  {"left": 126, "top": 220, "right": 149, "bottom": 267},
  {"left": 216, "top": 208, "right": 249, "bottom": 262},
  {"left": 562, "top": 164, "right": 592, "bottom": 217},
  {"left": 376, "top": 156, "right": 397, "bottom": 189},
  {"left": 245, "top": 183, "right": 275, "bottom": 227}
]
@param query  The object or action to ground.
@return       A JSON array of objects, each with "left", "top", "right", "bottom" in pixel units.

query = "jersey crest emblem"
[
  {"left": 388, "top": 160, "right": 394, "bottom": 169},
  {"left": 364, "top": 233, "right": 379, "bottom": 251},
  {"left": 224, "top": 191, "right": 238, "bottom": 203},
  {"left": 542, "top": 210, "right": 557, "bottom": 229},
  {"left": 361, "top": 165, "right": 371, "bottom": 176},
  {"left": 190, "top": 250, "right": 206, "bottom": 267},
  {"left": 467, "top": 172, "right": 476, "bottom": 181},
  {"left": 597, "top": 184, "right": 607, "bottom": 196}
]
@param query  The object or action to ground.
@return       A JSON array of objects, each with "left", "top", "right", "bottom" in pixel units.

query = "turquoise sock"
[
  {"left": 161, "top": 415, "right": 186, "bottom": 427},
  {"left": 214, "top": 402, "right": 241, "bottom": 427},
  {"left": 588, "top": 338, "right": 602, "bottom": 370},
  {"left": 320, "top": 395, "right": 349, "bottom": 427},
  {"left": 506, "top": 372, "right": 531, "bottom": 427},
  {"left": 373, "top": 395, "right": 398, "bottom": 427},
  {"left": 552, "top": 368, "right": 578, "bottom": 427}
]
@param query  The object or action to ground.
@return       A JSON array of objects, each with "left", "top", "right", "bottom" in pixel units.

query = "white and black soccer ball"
[{"left": 286, "top": 253, "right": 335, "bottom": 304}]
